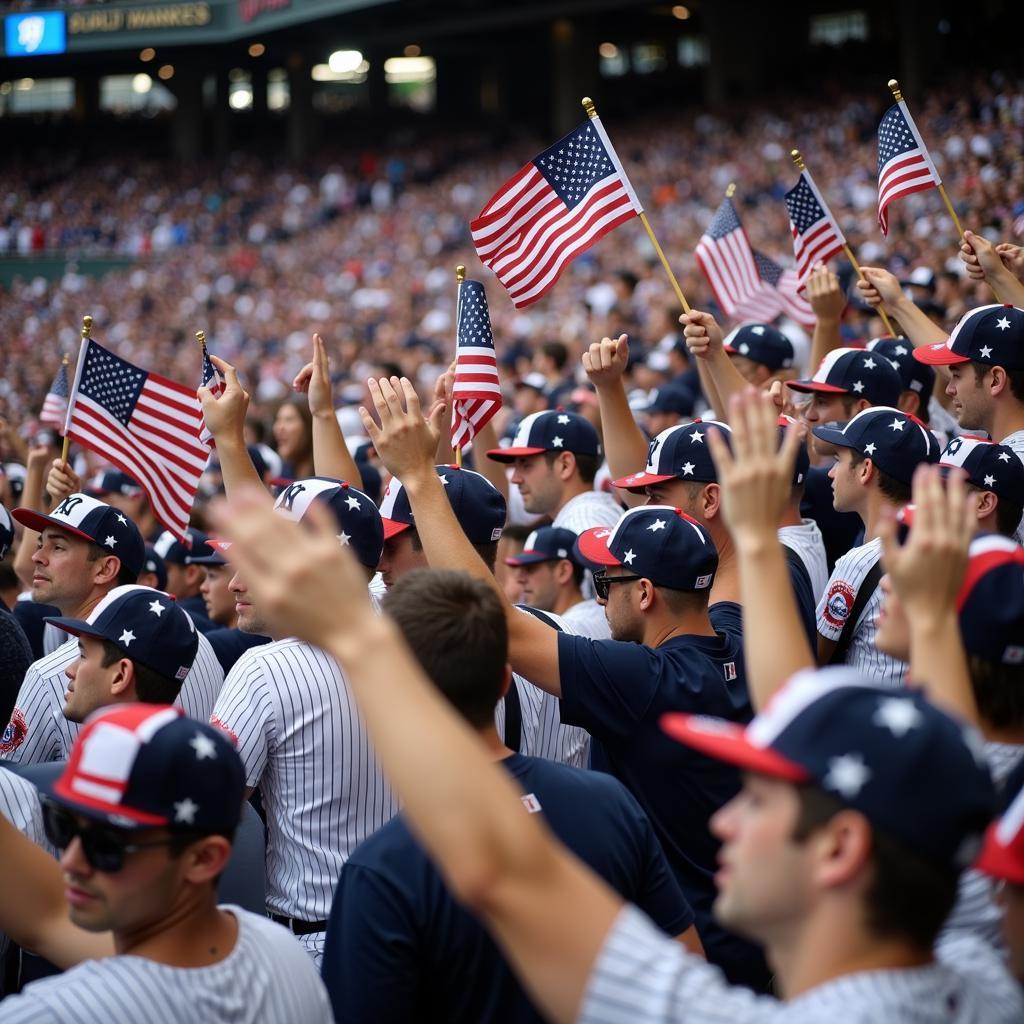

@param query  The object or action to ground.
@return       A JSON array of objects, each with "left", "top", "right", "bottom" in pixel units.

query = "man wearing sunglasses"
[{"left": 0, "top": 704, "right": 331, "bottom": 1021}]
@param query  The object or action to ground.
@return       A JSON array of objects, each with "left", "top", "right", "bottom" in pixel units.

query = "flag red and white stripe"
[
  {"left": 451, "top": 279, "right": 502, "bottom": 451},
  {"left": 877, "top": 100, "right": 942, "bottom": 236},
  {"left": 695, "top": 197, "right": 765, "bottom": 320},
  {"left": 783, "top": 171, "right": 847, "bottom": 285},
  {"left": 40, "top": 361, "right": 70, "bottom": 433}
]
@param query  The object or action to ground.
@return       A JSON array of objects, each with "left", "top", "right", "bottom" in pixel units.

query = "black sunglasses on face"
[
  {"left": 592, "top": 570, "right": 643, "bottom": 601},
  {"left": 42, "top": 800, "right": 179, "bottom": 873}
]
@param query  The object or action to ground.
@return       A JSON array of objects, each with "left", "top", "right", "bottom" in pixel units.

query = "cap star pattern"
[
  {"left": 689, "top": 430, "right": 704, "bottom": 444},
  {"left": 996, "top": 317, "right": 1011, "bottom": 331},
  {"left": 824, "top": 753, "right": 872, "bottom": 798},
  {"left": 535, "top": 123, "right": 615, "bottom": 209},
  {"left": 551, "top": 436, "right": 564, "bottom": 447},
  {"left": 190, "top": 732, "right": 218, "bottom": 760},
  {"left": 622, "top": 549, "right": 636, "bottom": 565},
  {"left": 148, "top": 600, "right": 164, "bottom": 617},
  {"left": 647, "top": 519, "right": 666, "bottom": 533},
  {"left": 863, "top": 357, "right": 877, "bottom": 369},
  {"left": 557, "top": 414, "right": 571, "bottom": 425},
  {"left": 979, "top": 345, "right": 993, "bottom": 358},
  {"left": 345, "top": 495, "right": 361, "bottom": 511},
  {"left": 873, "top": 697, "right": 923, "bottom": 737},
  {"left": 118, "top": 629, "right": 135, "bottom": 646},
  {"left": 174, "top": 797, "right": 199, "bottom": 824}
]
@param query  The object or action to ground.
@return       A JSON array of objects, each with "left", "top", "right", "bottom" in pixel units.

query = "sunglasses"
[
  {"left": 592, "top": 570, "right": 642, "bottom": 601},
  {"left": 42, "top": 799, "right": 179, "bottom": 873}
]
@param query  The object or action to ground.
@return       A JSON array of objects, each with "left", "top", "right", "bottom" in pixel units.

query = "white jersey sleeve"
[
  {"left": 552, "top": 490, "right": 622, "bottom": 534},
  {"left": 561, "top": 599, "right": 612, "bottom": 640},
  {"left": 209, "top": 645, "right": 274, "bottom": 787},
  {"left": 177, "top": 630, "right": 225, "bottom": 723}
]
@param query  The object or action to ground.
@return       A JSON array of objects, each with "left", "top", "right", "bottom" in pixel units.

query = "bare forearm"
[
  {"left": 810, "top": 318, "right": 842, "bottom": 375},
  {"left": 699, "top": 353, "right": 749, "bottom": 422},
  {"left": 311, "top": 414, "right": 363, "bottom": 489},
  {"left": 216, "top": 435, "right": 266, "bottom": 497},
  {"left": 594, "top": 382, "right": 647, "bottom": 506},
  {"left": 909, "top": 614, "right": 979, "bottom": 724},
  {"left": 890, "top": 298, "right": 947, "bottom": 348}
]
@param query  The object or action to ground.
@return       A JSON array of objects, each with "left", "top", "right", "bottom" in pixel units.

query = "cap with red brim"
[
  {"left": 785, "top": 380, "right": 849, "bottom": 394},
  {"left": 12, "top": 507, "right": 95, "bottom": 544},
  {"left": 610, "top": 469, "right": 679, "bottom": 491},
  {"left": 575, "top": 526, "right": 620, "bottom": 567},
  {"left": 381, "top": 518, "right": 412, "bottom": 540},
  {"left": 912, "top": 341, "right": 969, "bottom": 366},
  {"left": 659, "top": 713, "right": 810, "bottom": 782},
  {"left": 976, "top": 823, "right": 1024, "bottom": 886},
  {"left": 486, "top": 445, "right": 547, "bottom": 463}
]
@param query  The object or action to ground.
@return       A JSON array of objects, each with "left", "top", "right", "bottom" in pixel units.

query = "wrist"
[
  {"left": 328, "top": 615, "right": 397, "bottom": 667},
  {"left": 310, "top": 408, "right": 336, "bottom": 423},
  {"left": 907, "top": 605, "right": 959, "bottom": 638},
  {"left": 813, "top": 313, "right": 841, "bottom": 326},
  {"left": 733, "top": 530, "right": 783, "bottom": 558},
  {"left": 395, "top": 461, "right": 439, "bottom": 493}
]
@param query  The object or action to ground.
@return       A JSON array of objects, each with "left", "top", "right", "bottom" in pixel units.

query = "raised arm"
[
  {"left": 582, "top": 335, "right": 647, "bottom": 507},
  {"left": 361, "top": 377, "right": 562, "bottom": 693},
  {"left": 220, "top": 489, "right": 625, "bottom": 1024},
  {"left": 707, "top": 390, "right": 814, "bottom": 708},
  {"left": 681, "top": 310, "right": 748, "bottom": 422},
  {"left": 959, "top": 230, "right": 1024, "bottom": 308},
  {"left": 292, "top": 334, "right": 363, "bottom": 488},
  {"left": 197, "top": 357, "right": 265, "bottom": 497},
  {"left": 855, "top": 268, "right": 947, "bottom": 347},
  {"left": 877, "top": 465, "right": 978, "bottom": 724},
  {"left": 806, "top": 263, "right": 847, "bottom": 370}
]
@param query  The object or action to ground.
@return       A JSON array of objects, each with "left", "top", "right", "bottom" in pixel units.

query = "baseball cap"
[
  {"left": 938, "top": 435, "right": 1024, "bottom": 505},
  {"left": 866, "top": 337, "right": 936, "bottom": 397},
  {"left": 46, "top": 704, "right": 244, "bottom": 833},
  {"left": 956, "top": 534, "right": 1024, "bottom": 666},
  {"left": 487, "top": 411, "right": 600, "bottom": 463},
  {"left": 141, "top": 545, "right": 168, "bottom": 590},
  {"left": 273, "top": 476, "right": 383, "bottom": 569},
  {"left": 976, "top": 758, "right": 1024, "bottom": 885},
  {"left": 914, "top": 304, "right": 1024, "bottom": 368},
  {"left": 641, "top": 385, "right": 695, "bottom": 417},
  {"left": 576, "top": 505, "right": 718, "bottom": 592},
  {"left": 811, "top": 407, "right": 938, "bottom": 486},
  {"left": 45, "top": 584, "right": 198, "bottom": 682},
  {"left": 515, "top": 372, "right": 549, "bottom": 395},
  {"left": 899, "top": 266, "right": 936, "bottom": 292},
  {"left": 86, "top": 470, "right": 143, "bottom": 499},
  {"left": 0, "top": 502, "right": 13, "bottom": 561},
  {"left": 787, "top": 347, "right": 902, "bottom": 407},
  {"left": 662, "top": 667, "right": 996, "bottom": 871},
  {"left": 379, "top": 465, "right": 506, "bottom": 545},
  {"left": 505, "top": 526, "right": 580, "bottom": 567},
  {"left": 612, "top": 420, "right": 732, "bottom": 492},
  {"left": 153, "top": 529, "right": 216, "bottom": 566},
  {"left": 723, "top": 323, "right": 795, "bottom": 372},
  {"left": 13, "top": 493, "right": 146, "bottom": 579}
]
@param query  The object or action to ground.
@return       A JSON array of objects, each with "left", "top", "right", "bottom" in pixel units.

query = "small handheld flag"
[
  {"left": 451, "top": 274, "right": 502, "bottom": 452},
  {"left": 40, "top": 356, "right": 70, "bottom": 433}
]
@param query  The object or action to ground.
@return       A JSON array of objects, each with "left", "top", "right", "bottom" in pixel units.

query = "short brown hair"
[{"left": 99, "top": 639, "right": 183, "bottom": 704}]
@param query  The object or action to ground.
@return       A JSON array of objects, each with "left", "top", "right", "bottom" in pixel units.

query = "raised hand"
[
  {"left": 806, "top": 263, "right": 846, "bottom": 321},
  {"left": 359, "top": 377, "right": 444, "bottom": 483},
  {"left": 680, "top": 310, "right": 724, "bottom": 361},
  {"left": 198, "top": 355, "right": 250, "bottom": 443},
  {"left": 855, "top": 266, "right": 904, "bottom": 312},
  {"left": 292, "top": 333, "right": 335, "bottom": 419},
  {"left": 45, "top": 458, "right": 82, "bottom": 504},
  {"left": 582, "top": 334, "right": 630, "bottom": 387}
]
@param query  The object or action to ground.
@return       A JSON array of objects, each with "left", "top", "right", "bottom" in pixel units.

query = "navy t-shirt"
[
  {"left": 179, "top": 594, "right": 216, "bottom": 635},
  {"left": 801, "top": 466, "right": 863, "bottom": 572},
  {"left": 322, "top": 753, "right": 694, "bottom": 1024},
  {"left": 204, "top": 627, "right": 270, "bottom": 675},
  {"left": 557, "top": 629, "right": 770, "bottom": 991}
]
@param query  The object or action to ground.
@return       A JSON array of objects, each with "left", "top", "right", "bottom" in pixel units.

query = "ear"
[
  {"left": 637, "top": 577, "right": 656, "bottom": 611},
  {"left": 974, "top": 490, "right": 998, "bottom": 521},
  {"left": 808, "top": 810, "right": 875, "bottom": 891},
  {"left": 989, "top": 366, "right": 1009, "bottom": 398},
  {"left": 556, "top": 452, "right": 577, "bottom": 482},
  {"left": 91, "top": 555, "right": 122, "bottom": 587},
  {"left": 702, "top": 483, "right": 721, "bottom": 519},
  {"left": 895, "top": 390, "right": 920, "bottom": 415},
  {"left": 553, "top": 559, "right": 574, "bottom": 586},
  {"left": 854, "top": 398, "right": 872, "bottom": 415},
  {"left": 184, "top": 565, "right": 204, "bottom": 589},
  {"left": 180, "top": 835, "right": 233, "bottom": 885},
  {"left": 498, "top": 665, "right": 513, "bottom": 699},
  {"left": 109, "top": 658, "right": 135, "bottom": 698},
  {"left": 858, "top": 458, "right": 876, "bottom": 485}
]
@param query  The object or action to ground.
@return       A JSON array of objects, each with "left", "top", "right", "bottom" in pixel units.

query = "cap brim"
[
  {"left": 381, "top": 518, "right": 413, "bottom": 540},
  {"left": 610, "top": 470, "right": 678, "bottom": 492},
  {"left": 505, "top": 550, "right": 556, "bottom": 567},
  {"left": 486, "top": 447, "right": 547, "bottom": 463},
  {"left": 810, "top": 425, "right": 853, "bottom": 449},
  {"left": 12, "top": 508, "right": 95, "bottom": 544},
  {"left": 184, "top": 553, "right": 227, "bottom": 565},
  {"left": 912, "top": 343, "right": 968, "bottom": 366},
  {"left": 575, "top": 527, "right": 621, "bottom": 567},
  {"left": 43, "top": 776, "right": 169, "bottom": 829},
  {"left": 975, "top": 825, "right": 1024, "bottom": 886},
  {"left": 43, "top": 615, "right": 99, "bottom": 640},
  {"left": 785, "top": 380, "right": 849, "bottom": 395},
  {"left": 208, "top": 538, "right": 235, "bottom": 558},
  {"left": 660, "top": 713, "right": 810, "bottom": 782}
]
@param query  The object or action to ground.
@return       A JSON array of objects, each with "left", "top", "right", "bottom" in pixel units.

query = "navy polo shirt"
[
  {"left": 557, "top": 630, "right": 770, "bottom": 991},
  {"left": 801, "top": 466, "right": 863, "bottom": 572},
  {"left": 322, "top": 753, "right": 694, "bottom": 1023},
  {"left": 204, "top": 627, "right": 270, "bottom": 675}
]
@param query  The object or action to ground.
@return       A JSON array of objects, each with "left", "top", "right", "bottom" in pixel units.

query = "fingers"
[
  {"left": 877, "top": 502, "right": 900, "bottom": 570},
  {"left": 358, "top": 405, "right": 382, "bottom": 443},
  {"left": 399, "top": 377, "right": 422, "bottom": 419},
  {"left": 293, "top": 363, "right": 314, "bottom": 392}
]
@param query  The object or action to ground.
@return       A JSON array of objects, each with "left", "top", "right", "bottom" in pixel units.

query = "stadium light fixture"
[
  {"left": 139, "top": 48, "right": 155, "bottom": 62},
  {"left": 672, "top": 4, "right": 690, "bottom": 18},
  {"left": 249, "top": 43, "right": 265, "bottom": 58},
  {"left": 328, "top": 49, "right": 363, "bottom": 74},
  {"left": 131, "top": 73, "right": 152, "bottom": 94},
  {"left": 383, "top": 56, "right": 435, "bottom": 82}
]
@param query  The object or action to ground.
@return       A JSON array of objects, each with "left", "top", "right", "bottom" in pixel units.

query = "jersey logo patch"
[
  {"left": 823, "top": 581, "right": 856, "bottom": 628},
  {"left": 520, "top": 793, "right": 542, "bottom": 814},
  {"left": 723, "top": 662, "right": 737, "bottom": 682},
  {"left": 208, "top": 715, "right": 239, "bottom": 747},
  {"left": 0, "top": 709, "right": 27, "bottom": 753}
]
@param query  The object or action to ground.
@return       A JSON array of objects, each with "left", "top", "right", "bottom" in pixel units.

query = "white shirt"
[
  {"left": 777, "top": 519, "right": 829, "bottom": 605},
  {"left": 579, "top": 904, "right": 1024, "bottom": 1023},
  {"left": 0, "top": 908, "right": 332, "bottom": 1023},
  {"left": 0, "top": 629, "right": 224, "bottom": 765},
  {"left": 209, "top": 637, "right": 399, "bottom": 964},
  {"left": 552, "top": 490, "right": 622, "bottom": 534},
  {"left": 816, "top": 537, "right": 907, "bottom": 685},
  {"left": 562, "top": 599, "right": 612, "bottom": 640}
]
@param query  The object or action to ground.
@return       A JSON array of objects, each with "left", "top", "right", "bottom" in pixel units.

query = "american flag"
[
  {"left": 471, "top": 117, "right": 642, "bottom": 308},
  {"left": 877, "top": 100, "right": 941, "bottom": 236},
  {"left": 40, "top": 359, "right": 70, "bottom": 433},
  {"left": 198, "top": 343, "right": 224, "bottom": 448},
  {"left": 784, "top": 171, "right": 846, "bottom": 284},
  {"left": 752, "top": 251, "right": 816, "bottom": 330},
  {"left": 451, "top": 279, "right": 502, "bottom": 451},
  {"left": 65, "top": 339, "right": 208, "bottom": 540},
  {"left": 694, "top": 197, "right": 765, "bottom": 320}
]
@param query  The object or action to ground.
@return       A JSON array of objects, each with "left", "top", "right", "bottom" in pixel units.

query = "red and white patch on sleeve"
[
  {"left": 0, "top": 708, "right": 27, "bottom": 753},
  {"left": 823, "top": 581, "right": 856, "bottom": 628},
  {"left": 208, "top": 715, "right": 239, "bottom": 747}
]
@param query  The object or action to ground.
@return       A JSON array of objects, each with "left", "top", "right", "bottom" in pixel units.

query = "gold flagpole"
[
  {"left": 581, "top": 97, "right": 691, "bottom": 313},
  {"left": 61, "top": 315, "right": 91, "bottom": 464},
  {"left": 454, "top": 264, "right": 465, "bottom": 468},
  {"left": 791, "top": 149, "right": 897, "bottom": 338}
]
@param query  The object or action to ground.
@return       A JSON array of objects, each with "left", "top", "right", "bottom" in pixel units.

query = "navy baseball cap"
[
  {"left": 505, "top": 526, "right": 580, "bottom": 567},
  {"left": 141, "top": 545, "right": 168, "bottom": 590},
  {"left": 866, "top": 337, "right": 936, "bottom": 398},
  {"left": 0, "top": 502, "right": 13, "bottom": 561},
  {"left": 86, "top": 470, "right": 143, "bottom": 499},
  {"left": 724, "top": 323, "right": 795, "bottom": 372},
  {"left": 956, "top": 535, "right": 1024, "bottom": 667},
  {"left": 515, "top": 372, "right": 549, "bottom": 395},
  {"left": 46, "top": 584, "right": 198, "bottom": 682},
  {"left": 488, "top": 411, "right": 600, "bottom": 463},
  {"left": 662, "top": 667, "right": 996, "bottom": 871},
  {"left": 938, "top": 435, "right": 1024, "bottom": 505},
  {"left": 576, "top": 505, "right": 718, "bottom": 592},
  {"left": 13, "top": 493, "right": 146, "bottom": 579},
  {"left": 642, "top": 385, "right": 695, "bottom": 417},
  {"left": 977, "top": 758, "right": 1024, "bottom": 885},
  {"left": 153, "top": 529, "right": 215, "bottom": 566},
  {"left": 379, "top": 465, "right": 506, "bottom": 545},
  {"left": 612, "top": 420, "right": 732, "bottom": 492},
  {"left": 47, "top": 704, "right": 244, "bottom": 833},
  {"left": 787, "top": 347, "right": 902, "bottom": 407},
  {"left": 914, "top": 304, "right": 1024, "bottom": 368},
  {"left": 812, "top": 407, "right": 938, "bottom": 486}
]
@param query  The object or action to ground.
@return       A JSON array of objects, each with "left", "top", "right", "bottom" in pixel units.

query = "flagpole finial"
[
  {"left": 455, "top": 265, "right": 466, "bottom": 283},
  {"left": 81, "top": 315, "right": 92, "bottom": 339},
  {"left": 888, "top": 78, "right": 902, "bottom": 102},
  {"left": 581, "top": 96, "right": 598, "bottom": 120},
  {"left": 791, "top": 149, "right": 806, "bottom": 170},
  {"left": 61, "top": 353, "right": 69, "bottom": 366},
  {"left": 195, "top": 330, "right": 207, "bottom": 347},
  {"left": 725, "top": 183, "right": 736, "bottom": 199}
]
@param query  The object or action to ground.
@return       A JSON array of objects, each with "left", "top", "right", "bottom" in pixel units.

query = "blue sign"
[{"left": 5, "top": 12, "right": 67, "bottom": 56}]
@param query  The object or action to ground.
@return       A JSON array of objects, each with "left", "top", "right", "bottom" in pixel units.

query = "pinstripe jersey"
[
  {"left": 554, "top": 491, "right": 622, "bottom": 601},
  {"left": 999, "top": 429, "right": 1024, "bottom": 543},
  {"left": 208, "top": 636, "right": 399, "bottom": 964},
  {"left": 778, "top": 519, "right": 829, "bottom": 605},
  {"left": 562, "top": 599, "right": 613, "bottom": 640},
  {"left": 0, "top": 907, "right": 331, "bottom": 1022},
  {"left": 816, "top": 537, "right": 907, "bottom": 685},
  {"left": 579, "top": 904, "right": 1024, "bottom": 1023},
  {"left": 0, "top": 626, "right": 224, "bottom": 765},
  {"left": 0, "top": 767, "right": 47, "bottom": 963}
]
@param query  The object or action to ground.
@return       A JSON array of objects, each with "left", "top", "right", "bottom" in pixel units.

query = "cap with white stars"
[
  {"left": 938, "top": 434, "right": 1024, "bottom": 505},
  {"left": 612, "top": 419, "right": 732, "bottom": 492},
  {"left": 914, "top": 304, "right": 1024, "bottom": 369},
  {"left": 487, "top": 410, "right": 601, "bottom": 463}
]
